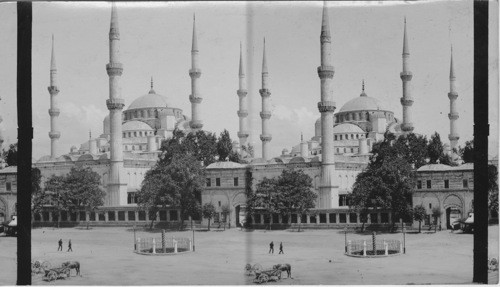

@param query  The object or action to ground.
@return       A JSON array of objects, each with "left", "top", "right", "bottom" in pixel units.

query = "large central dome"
[
  {"left": 339, "top": 95, "right": 387, "bottom": 113},
  {"left": 127, "top": 88, "right": 169, "bottom": 110}
]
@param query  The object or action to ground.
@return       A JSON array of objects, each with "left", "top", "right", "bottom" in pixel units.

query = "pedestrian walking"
[
  {"left": 58, "top": 239, "right": 63, "bottom": 251},
  {"left": 279, "top": 242, "right": 284, "bottom": 254},
  {"left": 67, "top": 239, "right": 73, "bottom": 252},
  {"left": 269, "top": 241, "right": 274, "bottom": 254}
]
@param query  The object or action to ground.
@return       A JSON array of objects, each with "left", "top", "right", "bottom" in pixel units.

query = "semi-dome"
[
  {"left": 127, "top": 89, "right": 169, "bottom": 110},
  {"left": 417, "top": 163, "right": 452, "bottom": 172},
  {"left": 332, "top": 123, "right": 364, "bottom": 134},
  {"left": 339, "top": 95, "right": 387, "bottom": 113},
  {"left": 206, "top": 161, "right": 245, "bottom": 169},
  {"left": 122, "top": 120, "right": 153, "bottom": 131}
]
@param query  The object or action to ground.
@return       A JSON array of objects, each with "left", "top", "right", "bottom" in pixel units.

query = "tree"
[
  {"left": 61, "top": 167, "right": 105, "bottom": 212},
  {"left": 432, "top": 207, "right": 442, "bottom": 232},
  {"left": 459, "top": 140, "right": 474, "bottom": 163},
  {"left": 413, "top": 205, "right": 426, "bottom": 233},
  {"left": 350, "top": 132, "right": 417, "bottom": 227},
  {"left": 202, "top": 202, "right": 216, "bottom": 231},
  {"left": 159, "top": 129, "right": 218, "bottom": 166},
  {"left": 43, "top": 174, "right": 66, "bottom": 228},
  {"left": 240, "top": 143, "right": 255, "bottom": 159},
  {"left": 488, "top": 164, "right": 499, "bottom": 218},
  {"left": 427, "top": 132, "right": 444, "bottom": 164},
  {"left": 221, "top": 203, "right": 231, "bottom": 229},
  {"left": 138, "top": 153, "right": 205, "bottom": 230},
  {"left": 3, "top": 143, "right": 17, "bottom": 166},
  {"left": 247, "top": 169, "right": 316, "bottom": 232},
  {"left": 217, "top": 129, "right": 233, "bottom": 161},
  {"left": 31, "top": 168, "right": 45, "bottom": 214}
]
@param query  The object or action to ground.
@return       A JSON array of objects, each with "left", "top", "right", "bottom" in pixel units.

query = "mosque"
[{"left": 18, "top": 3, "right": 473, "bottom": 230}]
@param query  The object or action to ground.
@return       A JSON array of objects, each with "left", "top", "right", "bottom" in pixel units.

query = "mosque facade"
[{"left": 6, "top": 3, "right": 475, "bottom": 230}]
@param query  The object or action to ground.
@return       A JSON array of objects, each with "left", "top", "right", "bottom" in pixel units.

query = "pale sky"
[{"left": 0, "top": 1, "right": 498, "bottom": 160}]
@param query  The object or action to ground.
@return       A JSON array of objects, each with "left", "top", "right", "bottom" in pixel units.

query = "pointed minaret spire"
[
  {"left": 448, "top": 44, "right": 459, "bottom": 151},
  {"left": 360, "top": 79, "right": 367, "bottom": 97},
  {"left": 149, "top": 76, "right": 155, "bottom": 94},
  {"left": 317, "top": 1, "right": 338, "bottom": 208},
  {"left": 189, "top": 13, "right": 203, "bottom": 131},
  {"left": 48, "top": 34, "right": 61, "bottom": 158},
  {"left": 259, "top": 38, "right": 272, "bottom": 160},
  {"left": 106, "top": 2, "right": 127, "bottom": 206},
  {"left": 237, "top": 42, "right": 249, "bottom": 147},
  {"left": 400, "top": 17, "right": 414, "bottom": 133}
]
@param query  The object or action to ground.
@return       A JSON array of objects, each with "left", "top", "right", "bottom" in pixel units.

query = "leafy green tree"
[
  {"left": 459, "top": 140, "right": 474, "bottom": 163},
  {"left": 240, "top": 143, "right": 255, "bottom": 160},
  {"left": 221, "top": 203, "right": 231, "bottom": 229},
  {"left": 427, "top": 132, "right": 444, "bottom": 164},
  {"left": 488, "top": 164, "right": 499, "bottom": 217},
  {"left": 432, "top": 207, "right": 442, "bottom": 231},
  {"left": 62, "top": 167, "right": 105, "bottom": 212},
  {"left": 371, "top": 132, "right": 428, "bottom": 170},
  {"left": 413, "top": 205, "right": 426, "bottom": 233},
  {"left": 43, "top": 174, "right": 66, "bottom": 228},
  {"left": 138, "top": 153, "right": 205, "bottom": 230},
  {"left": 247, "top": 169, "right": 316, "bottom": 231},
  {"left": 31, "top": 168, "right": 46, "bottom": 214},
  {"left": 202, "top": 202, "right": 217, "bottom": 231},
  {"left": 159, "top": 129, "right": 217, "bottom": 166},
  {"left": 217, "top": 129, "right": 233, "bottom": 161},
  {"left": 3, "top": 143, "right": 17, "bottom": 166}
]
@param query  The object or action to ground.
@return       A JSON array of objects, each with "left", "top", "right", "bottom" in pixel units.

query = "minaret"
[
  {"left": 48, "top": 35, "right": 61, "bottom": 158},
  {"left": 400, "top": 18, "right": 414, "bottom": 133},
  {"left": 237, "top": 42, "right": 249, "bottom": 147},
  {"left": 189, "top": 14, "right": 203, "bottom": 131},
  {"left": 259, "top": 38, "right": 272, "bottom": 160},
  {"left": 317, "top": 2, "right": 338, "bottom": 208},
  {"left": 106, "top": 3, "right": 126, "bottom": 206},
  {"left": 448, "top": 46, "right": 459, "bottom": 151}
]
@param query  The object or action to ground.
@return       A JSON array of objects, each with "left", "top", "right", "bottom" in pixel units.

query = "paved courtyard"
[{"left": 0, "top": 225, "right": 498, "bottom": 285}]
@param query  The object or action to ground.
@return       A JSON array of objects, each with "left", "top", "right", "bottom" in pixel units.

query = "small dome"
[
  {"left": 122, "top": 120, "right": 153, "bottom": 131},
  {"left": 127, "top": 90, "right": 168, "bottom": 110},
  {"left": 332, "top": 123, "right": 364, "bottom": 134},
  {"left": 206, "top": 161, "right": 245, "bottom": 169},
  {"left": 339, "top": 95, "right": 387, "bottom": 113}
]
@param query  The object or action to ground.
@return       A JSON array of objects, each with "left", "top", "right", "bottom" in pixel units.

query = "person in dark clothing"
[
  {"left": 67, "top": 239, "right": 73, "bottom": 252},
  {"left": 269, "top": 241, "right": 274, "bottom": 254},
  {"left": 279, "top": 242, "right": 284, "bottom": 254},
  {"left": 58, "top": 239, "right": 63, "bottom": 251}
]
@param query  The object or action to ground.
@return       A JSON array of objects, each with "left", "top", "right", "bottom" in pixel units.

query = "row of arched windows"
[
  {"left": 336, "top": 111, "right": 394, "bottom": 123},
  {"left": 334, "top": 133, "right": 364, "bottom": 141},
  {"left": 123, "top": 131, "right": 154, "bottom": 138},
  {"left": 125, "top": 109, "right": 158, "bottom": 120}
]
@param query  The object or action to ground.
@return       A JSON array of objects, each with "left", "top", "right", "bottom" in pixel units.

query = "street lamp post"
[
  {"left": 403, "top": 227, "right": 406, "bottom": 254},
  {"left": 192, "top": 219, "right": 195, "bottom": 252},
  {"left": 344, "top": 226, "right": 348, "bottom": 253},
  {"left": 133, "top": 224, "right": 137, "bottom": 251}
]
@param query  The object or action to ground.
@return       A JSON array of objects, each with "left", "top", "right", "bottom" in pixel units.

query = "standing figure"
[
  {"left": 67, "top": 239, "right": 73, "bottom": 252},
  {"left": 269, "top": 241, "right": 274, "bottom": 254},
  {"left": 279, "top": 242, "right": 284, "bottom": 254},
  {"left": 58, "top": 239, "right": 63, "bottom": 251}
]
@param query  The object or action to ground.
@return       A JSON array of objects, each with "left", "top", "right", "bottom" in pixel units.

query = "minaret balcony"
[
  {"left": 259, "top": 89, "right": 271, "bottom": 97},
  {"left": 109, "top": 28, "right": 120, "bottom": 40},
  {"left": 448, "top": 112, "right": 459, "bottom": 120},
  {"left": 320, "top": 33, "right": 331, "bottom": 43},
  {"left": 400, "top": 123, "right": 414, "bottom": 132},
  {"left": 448, "top": 133, "right": 460, "bottom": 141},
  {"left": 237, "top": 89, "right": 248, "bottom": 97},
  {"left": 106, "top": 63, "right": 123, "bottom": 76},
  {"left": 260, "top": 134, "right": 272, "bottom": 142},
  {"left": 189, "top": 94, "right": 203, "bottom": 104},
  {"left": 400, "top": 71, "right": 413, "bottom": 81},
  {"left": 237, "top": 110, "right": 248, "bottom": 117},
  {"left": 189, "top": 120, "right": 203, "bottom": 130},
  {"left": 106, "top": 98, "right": 125, "bottom": 110},
  {"left": 260, "top": 111, "right": 272, "bottom": 119},
  {"left": 317, "top": 66, "right": 335, "bottom": 79},
  {"left": 49, "top": 131, "right": 61, "bottom": 139},
  {"left": 237, "top": 132, "right": 249, "bottom": 139},
  {"left": 47, "top": 86, "right": 59, "bottom": 94},
  {"left": 317, "top": 101, "right": 336, "bottom": 113},
  {"left": 189, "top": 68, "right": 202, "bottom": 78},
  {"left": 400, "top": 97, "right": 414, "bottom": 106},
  {"left": 448, "top": 92, "right": 458, "bottom": 100},
  {"left": 48, "top": 108, "right": 60, "bottom": 117}
]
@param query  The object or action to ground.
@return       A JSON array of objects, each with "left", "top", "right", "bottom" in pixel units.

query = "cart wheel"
[
  {"left": 41, "top": 261, "right": 51, "bottom": 270},
  {"left": 64, "top": 268, "right": 71, "bottom": 277},
  {"left": 244, "top": 264, "right": 252, "bottom": 275},
  {"left": 48, "top": 271, "right": 57, "bottom": 282},
  {"left": 277, "top": 272, "right": 282, "bottom": 280},
  {"left": 34, "top": 260, "right": 42, "bottom": 268},
  {"left": 258, "top": 274, "right": 269, "bottom": 284}
]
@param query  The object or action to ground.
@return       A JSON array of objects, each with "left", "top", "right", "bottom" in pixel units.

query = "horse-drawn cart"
[
  {"left": 253, "top": 268, "right": 282, "bottom": 284},
  {"left": 43, "top": 267, "right": 70, "bottom": 282}
]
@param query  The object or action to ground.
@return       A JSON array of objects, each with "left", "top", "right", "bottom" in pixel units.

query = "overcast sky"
[{"left": 0, "top": 1, "right": 498, "bottom": 160}]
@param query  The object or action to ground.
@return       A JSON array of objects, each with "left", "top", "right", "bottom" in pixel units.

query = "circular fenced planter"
[{"left": 135, "top": 236, "right": 192, "bottom": 256}]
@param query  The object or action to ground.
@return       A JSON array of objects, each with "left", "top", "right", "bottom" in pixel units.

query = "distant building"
[{"left": 0, "top": 166, "right": 17, "bottom": 222}]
